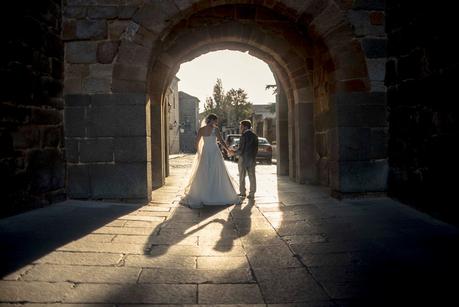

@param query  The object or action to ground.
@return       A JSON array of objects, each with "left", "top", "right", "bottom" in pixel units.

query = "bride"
[{"left": 180, "top": 113, "right": 242, "bottom": 208}]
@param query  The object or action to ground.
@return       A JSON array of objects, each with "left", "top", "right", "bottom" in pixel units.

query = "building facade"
[
  {"left": 166, "top": 77, "right": 180, "bottom": 154},
  {"left": 179, "top": 92, "right": 199, "bottom": 153}
]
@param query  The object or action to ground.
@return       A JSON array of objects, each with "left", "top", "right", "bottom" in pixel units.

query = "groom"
[{"left": 231, "top": 120, "right": 258, "bottom": 199}]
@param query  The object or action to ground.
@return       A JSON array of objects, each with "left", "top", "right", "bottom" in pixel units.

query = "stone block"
[
  {"left": 362, "top": 38, "right": 387, "bottom": 58},
  {"left": 76, "top": 20, "right": 107, "bottom": 40},
  {"left": 91, "top": 93, "right": 146, "bottom": 106},
  {"left": 27, "top": 149, "right": 65, "bottom": 192},
  {"left": 113, "top": 63, "right": 148, "bottom": 81},
  {"left": 64, "top": 106, "right": 86, "bottom": 137},
  {"left": 253, "top": 267, "right": 329, "bottom": 303},
  {"left": 97, "top": 40, "right": 120, "bottom": 64},
  {"left": 66, "top": 41, "right": 98, "bottom": 64},
  {"left": 80, "top": 138, "right": 114, "bottom": 162},
  {"left": 64, "top": 6, "right": 86, "bottom": 18},
  {"left": 370, "top": 128, "right": 388, "bottom": 159},
  {"left": 332, "top": 91, "right": 386, "bottom": 106},
  {"left": 118, "top": 6, "right": 138, "bottom": 19},
  {"left": 87, "top": 6, "right": 119, "bottom": 19},
  {"left": 352, "top": 0, "right": 385, "bottom": 10},
  {"left": 116, "top": 105, "right": 147, "bottom": 136},
  {"left": 89, "top": 63, "right": 113, "bottom": 79},
  {"left": 63, "top": 283, "right": 196, "bottom": 304},
  {"left": 89, "top": 162, "right": 151, "bottom": 199},
  {"left": 87, "top": 106, "right": 117, "bottom": 137},
  {"left": 0, "top": 281, "right": 73, "bottom": 303},
  {"left": 64, "top": 138, "right": 79, "bottom": 163},
  {"left": 67, "top": 164, "right": 91, "bottom": 198},
  {"left": 132, "top": 2, "right": 179, "bottom": 33},
  {"left": 116, "top": 41, "right": 150, "bottom": 66},
  {"left": 336, "top": 159, "right": 389, "bottom": 192},
  {"left": 198, "top": 284, "right": 264, "bottom": 304},
  {"left": 31, "top": 108, "right": 62, "bottom": 125},
  {"left": 348, "top": 10, "right": 385, "bottom": 37},
  {"left": 42, "top": 126, "right": 62, "bottom": 147},
  {"left": 12, "top": 127, "right": 40, "bottom": 149},
  {"left": 112, "top": 78, "right": 146, "bottom": 93},
  {"left": 334, "top": 104, "right": 388, "bottom": 127},
  {"left": 366, "top": 58, "right": 386, "bottom": 81},
  {"left": 82, "top": 78, "right": 111, "bottom": 94},
  {"left": 337, "top": 127, "right": 371, "bottom": 161},
  {"left": 65, "top": 94, "right": 91, "bottom": 106},
  {"left": 108, "top": 20, "right": 130, "bottom": 39},
  {"left": 115, "top": 136, "right": 149, "bottom": 162}
]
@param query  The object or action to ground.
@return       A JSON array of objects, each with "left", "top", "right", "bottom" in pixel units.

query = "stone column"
[
  {"left": 276, "top": 88, "right": 289, "bottom": 176},
  {"left": 288, "top": 107, "right": 296, "bottom": 181},
  {"left": 151, "top": 96, "right": 165, "bottom": 189},
  {"left": 294, "top": 101, "right": 315, "bottom": 184},
  {"left": 65, "top": 93, "right": 152, "bottom": 202}
]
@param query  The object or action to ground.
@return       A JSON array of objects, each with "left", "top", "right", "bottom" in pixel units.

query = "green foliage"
[{"left": 203, "top": 79, "right": 253, "bottom": 128}]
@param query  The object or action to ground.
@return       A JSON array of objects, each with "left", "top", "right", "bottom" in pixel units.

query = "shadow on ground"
[{"left": 0, "top": 200, "right": 142, "bottom": 277}]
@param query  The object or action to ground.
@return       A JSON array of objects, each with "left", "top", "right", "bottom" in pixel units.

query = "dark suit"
[{"left": 236, "top": 129, "right": 258, "bottom": 196}]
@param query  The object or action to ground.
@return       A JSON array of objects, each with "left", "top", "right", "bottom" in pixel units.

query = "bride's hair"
[{"left": 205, "top": 113, "right": 218, "bottom": 124}]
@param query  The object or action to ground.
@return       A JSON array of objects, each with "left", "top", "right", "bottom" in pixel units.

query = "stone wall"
[
  {"left": 62, "top": 0, "right": 152, "bottom": 201},
  {"left": 386, "top": 1, "right": 459, "bottom": 222},
  {"left": 179, "top": 92, "right": 199, "bottom": 153},
  {"left": 0, "top": 1, "right": 65, "bottom": 217}
]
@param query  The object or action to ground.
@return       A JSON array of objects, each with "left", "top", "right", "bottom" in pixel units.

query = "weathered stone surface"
[
  {"left": 253, "top": 267, "right": 329, "bottom": 303},
  {"left": 348, "top": 10, "right": 385, "bottom": 37},
  {"left": 139, "top": 267, "right": 254, "bottom": 284},
  {"left": 197, "top": 256, "right": 250, "bottom": 270},
  {"left": 23, "top": 264, "right": 140, "bottom": 283},
  {"left": 115, "top": 137, "right": 149, "bottom": 162},
  {"left": 63, "top": 283, "right": 196, "bottom": 304},
  {"left": 82, "top": 78, "right": 111, "bottom": 93},
  {"left": 89, "top": 63, "right": 113, "bottom": 79},
  {"left": 80, "top": 138, "right": 114, "bottom": 162},
  {"left": 88, "top": 6, "right": 119, "bottom": 19},
  {"left": 67, "top": 164, "right": 90, "bottom": 198},
  {"left": 64, "top": 106, "right": 86, "bottom": 137},
  {"left": 0, "top": 281, "right": 73, "bottom": 303},
  {"left": 361, "top": 38, "right": 387, "bottom": 58},
  {"left": 124, "top": 255, "right": 196, "bottom": 269},
  {"left": 97, "top": 40, "right": 120, "bottom": 64},
  {"left": 76, "top": 20, "right": 107, "bottom": 39},
  {"left": 34, "top": 251, "right": 122, "bottom": 266},
  {"left": 198, "top": 284, "right": 264, "bottom": 304},
  {"left": 66, "top": 41, "right": 98, "bottom": 64},
  {"left": 332, "top": 159, "right": 389, "bottom": 192},
  {"left": 89, "top": 162, "right": 151, "bottom": 199}
]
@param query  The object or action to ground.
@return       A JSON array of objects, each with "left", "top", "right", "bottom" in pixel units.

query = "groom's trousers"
[{"left": 238, "top": 160, "right": 256, "bottom": 196}]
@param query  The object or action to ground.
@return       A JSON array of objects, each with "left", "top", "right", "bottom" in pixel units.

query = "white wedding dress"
[{"left": 180, "top": 127, "right": 241, "bottom": 208}]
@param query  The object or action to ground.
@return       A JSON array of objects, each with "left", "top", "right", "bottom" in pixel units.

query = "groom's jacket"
[{"left": 236, "top": 129, "right": 258, "bottom": 168}]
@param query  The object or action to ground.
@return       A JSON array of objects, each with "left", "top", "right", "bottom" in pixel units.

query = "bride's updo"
[{"left": 205, "top": 113, "right": 218, "bottom": 124}]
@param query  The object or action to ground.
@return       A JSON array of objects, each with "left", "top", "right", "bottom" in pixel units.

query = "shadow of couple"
[{"left": 144, "top": 198, "right": 256, "bottom": 257}]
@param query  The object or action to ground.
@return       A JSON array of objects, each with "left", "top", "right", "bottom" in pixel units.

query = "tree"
[
  {"left": 203, "top": 79, "right": 253, "bottom": 128},
  {"left": 226, "top": 88, "right": 252, "bottom": 125}
]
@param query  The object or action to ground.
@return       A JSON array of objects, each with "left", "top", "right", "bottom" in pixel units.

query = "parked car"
[
  {"left": 221, "top": 134, "right": 241, "bottom": 160},
  {"left": 228, "top": 136, "right": 272, "bottom": 164},
  {"left": 256, "top": 137, "right": 272, "bottom": 164}
]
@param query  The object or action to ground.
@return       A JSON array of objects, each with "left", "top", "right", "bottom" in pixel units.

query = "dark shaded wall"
[
  {"left": 386, "top": 1, "right": 459, "bottom": 223},
  {"left": 0, "top": 1, "right": 65, "bottom": 217}
]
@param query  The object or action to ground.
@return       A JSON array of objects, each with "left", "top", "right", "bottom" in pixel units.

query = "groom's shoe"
[{"left": 238, "top": 193, "right": 246, "bottom": 198}]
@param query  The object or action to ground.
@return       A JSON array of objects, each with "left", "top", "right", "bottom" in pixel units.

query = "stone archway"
[{"left": 63, "top": 0, "right": 387, "bottom": 201}]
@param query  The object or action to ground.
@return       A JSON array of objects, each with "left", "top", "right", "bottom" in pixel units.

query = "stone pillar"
[
  {"left": 330, "top": 92, "right": 388, "bottom": 193},
  {"left": 276, "top": 88, "right": 289, "bottom": 176},
  {"left": 65, "top": 93, "right": 152, "bottom": 201},
  {"left": 294, "top": 101, "right": 315, "bottom": 184},
  {"left": 288, "top": 107, "right": 296, "bottom": 181},
  {"left": 151, "top": 97, "right": 165, "bottom": 189}
]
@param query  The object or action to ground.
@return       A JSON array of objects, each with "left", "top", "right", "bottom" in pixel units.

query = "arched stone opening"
[{"left": 63, "top": 0, "right": 387, "bottom": 201}]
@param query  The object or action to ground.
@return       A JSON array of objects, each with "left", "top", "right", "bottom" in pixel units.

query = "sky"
[{"left": 176, "top": 50, "right": 276, "bottom": 112}]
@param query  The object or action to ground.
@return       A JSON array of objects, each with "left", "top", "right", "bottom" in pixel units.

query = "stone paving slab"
[
  {"left": 1, "top": 155, "right": 459, "bottom": 305},
  {"left": 63, "top": 283, "right": 197, "bottom": 304}
]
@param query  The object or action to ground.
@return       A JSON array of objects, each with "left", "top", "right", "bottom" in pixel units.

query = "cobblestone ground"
[{"left": 1, "top": 154, "right": 459, "bottom": 306}]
